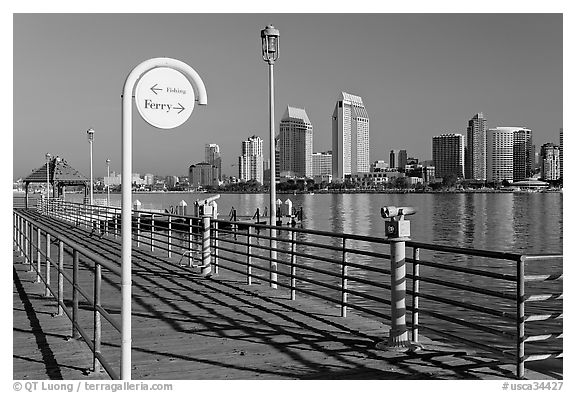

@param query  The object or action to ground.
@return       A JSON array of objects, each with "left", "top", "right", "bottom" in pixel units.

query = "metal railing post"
[
  {"left": 24, "top": 220, "right": 30, "bottom": 264},
  {"left": 290, "top": 230, "right": 296, "bottom": 300},
  {"left": 247, "top": 226, "right": 252, "bottom": 285},
  {"left": 72, "top": 250, "right": 80, "bottom": 340},
  {"left": 201, "top": 216, "right": 211, "bottom": 276},
  {"left": 45, "top": 233, "right": 51, "bottom": 297},
  {"left": 517, "top": 256, "right": 526, "bottom": 379},
  {"left": 28, "top": 222, "right": 35, "bottom": 271},
  {"left": 151, "top": 214, "right": 155, "bottom": 252},
  {"left": 18, "top": 216, "right": 24, "bottom": 256},
  {"left": 168, "top": 216, "right": 172, "bottom": 258},
  {"left": 136, "top": 213, "right": 141, "bottom": 247},
  {"left": 188, "top": 218, "right": 193, "bottom": 267},
  {"left": 36, "top": 227, "right": 41, "bottom": 281},
  {"left": 213, "top": 221, "right": 219, "bottom": 275},
  {"left": 341, "top": 237, "right": 348, "bottom": 317},
  {"left": 412, "top": 247, "right": 420, "bottom": 342},
  {"left": 57, "top": 240, "right": 64, "bottom": 316},
  {"left": 93, "top": 262, "right": 102, "bottom": 373}
]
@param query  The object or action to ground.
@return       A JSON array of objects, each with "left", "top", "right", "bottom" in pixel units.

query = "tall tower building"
[
  {"left": 540, "top": 143, "right": 560, "bottom": 181},
  {"left": 466, "top": 112, "right": 487, "bottom": 180},
  {"left": 279, "top": 106, "right": 313, "bottom": 177},
  {"left": 389, "top": 150, "right": 399, "bottom": 170},
  {"left": 205, "top": 144, "right": 222, "bottom": 181},
  {"left": 487, "top": 127, "right": 515, "bottom": 182},
  {"left": 432, "top": 133, "right": 465, "bottom": 179},
  {"left": 332, "top": 92, "right": 370, "bottom": 181},
  {"left": 238, "top": 135, "right": 264, "bottom": 184},
  {"left": 513, "top": 128, "right": 533, "bottom": 181}
]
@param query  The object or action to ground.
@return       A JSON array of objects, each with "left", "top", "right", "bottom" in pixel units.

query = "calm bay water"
[{"left": 76, "top": 191, "right": 563, "bottom": 255}]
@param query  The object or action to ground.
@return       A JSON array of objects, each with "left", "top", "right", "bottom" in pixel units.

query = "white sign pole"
[{"left": 121, "top": 58, "right": 207, "bottom": 380}]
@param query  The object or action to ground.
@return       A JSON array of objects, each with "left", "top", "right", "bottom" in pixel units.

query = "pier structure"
[{"left": 13, "top": 198, "right": 563, "bottom": 380}]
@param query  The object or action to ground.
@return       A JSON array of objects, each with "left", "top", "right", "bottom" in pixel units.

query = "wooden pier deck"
[{"left": 13, "top": 211, "right": 560, "bottom": 380}]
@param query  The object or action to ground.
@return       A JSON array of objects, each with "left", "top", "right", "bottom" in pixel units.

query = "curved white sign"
[{"left": 135, "top": 67, "right": 195, "bottom": 129}]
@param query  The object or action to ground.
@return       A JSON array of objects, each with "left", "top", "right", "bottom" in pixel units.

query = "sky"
[{"left": 12, "top": 12, "right": 563, "bottom": 181}]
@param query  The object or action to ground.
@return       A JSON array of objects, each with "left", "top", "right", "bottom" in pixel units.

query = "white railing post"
[
  {"left": 168, "top": 216, "right": 172, "bottom": 258},
  {"left": 341, "top": 237, "right": 348, "bottom": 317},
  {"left": 201, "top": 216, "right": 211, "bottom": 276}
]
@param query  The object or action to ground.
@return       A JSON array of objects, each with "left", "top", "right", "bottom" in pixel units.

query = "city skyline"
[{"left": 13, "top": 13, "right": 562, "bottom": 180}]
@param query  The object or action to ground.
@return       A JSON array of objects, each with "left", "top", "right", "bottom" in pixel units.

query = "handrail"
[
  {"left": 20, "top": 200, "right": 563, "bottom": 380},
  {"left": 14, "top": 209, "right": 121, "bottom": 379}
]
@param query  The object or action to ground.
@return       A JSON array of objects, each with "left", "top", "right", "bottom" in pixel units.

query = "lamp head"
[{"left": 261, "top": 25, "right": 279, "bottom": 63}]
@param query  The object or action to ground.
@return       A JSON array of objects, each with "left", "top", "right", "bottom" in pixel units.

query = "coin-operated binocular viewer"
[
  {"left": 382, "top": 206, "right": 416, "bottom": 239},
  {"left": 379, "top": 206, "right": 418, "bottom": 351}
]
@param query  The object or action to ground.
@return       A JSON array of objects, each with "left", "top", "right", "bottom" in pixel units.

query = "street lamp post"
[
  {"left": 261, "top": 25, "right": 280, "bottom": 288},
  {"left": 106, "top": 159, "right": 111, "bottom": 206},
  {"left": 87, "top": 128, "right": 95, "bottom": 205},
  {"left": 45, "top": 153, "right": 51, "bottom": 204}
]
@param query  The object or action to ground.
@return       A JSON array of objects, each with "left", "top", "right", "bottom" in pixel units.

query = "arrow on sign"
[
  {"left": 150, "top": 84, "right": 163, "bottom": 95},
  {"left": 173, "top": 103, "right": 185, "bottom": 114}
]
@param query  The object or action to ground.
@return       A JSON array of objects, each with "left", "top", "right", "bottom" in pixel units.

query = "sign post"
[{"left": 121, "top": 58, "right": 207, "bottom": 380}]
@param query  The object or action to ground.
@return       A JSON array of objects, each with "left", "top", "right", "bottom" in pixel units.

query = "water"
[
  {"left": 77, "top": 191, "right": 562, "bottom": 255},
  {"left": 67, "top": 191, "right": 563, "bottom": 358}
]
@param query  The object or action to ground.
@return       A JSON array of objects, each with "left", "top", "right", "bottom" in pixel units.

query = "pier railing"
[
  {"left": 13, "top": 208, "right": 121, "bottom": 379},
  {"left": 17, "top": 199, "right": 563, "bottom": 379}
]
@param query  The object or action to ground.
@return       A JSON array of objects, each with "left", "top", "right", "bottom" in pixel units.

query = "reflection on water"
[{"left": 67, "top": 191, "right": 562, "bottom": 254}]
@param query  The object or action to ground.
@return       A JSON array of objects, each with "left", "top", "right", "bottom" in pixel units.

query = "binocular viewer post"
[{"left": 377, "top": 205, "right": 419, "bottom": 351}]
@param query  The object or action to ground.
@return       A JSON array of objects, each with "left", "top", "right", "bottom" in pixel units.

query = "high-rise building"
[
  {"left": 312, "top": 151, "right": 332, "bottom": 177},
  {"left": 389, "top": 150, "right": 399, "bottom": 170},
  {"left": 165, "top": 176, "right": 179, "bottom": 188},
  {"left": 559, "top": 128, "right": 563, "bottom": 179},
  {"left": 332, "top": 92, "right": 370, "bottom": 180},
  {"left": 205, "top": 144, "right": 222, "bottom": 181},
  {"left": 432, "top": 133, "right": 464, "bottom": 179},
  {"left": 144, "top": 173, "right": 155, "bottom": 185},
  {"left": 466, "top": 112, "right": 487, "bottom": 180},
  {"left": 513, "top": 128, "right": 533, "bottom": 181},
  {"left": 189, "top": 163, "right": 218, "bottom": 188},
  {"left": 279, "top": 106, "right": 313, "bottom": 177},
  {"left": 238, "top": 135, "right": 264, "bottom": 184},
  {"left": 487, "top": 127, "right": 515, "bottom": 182},
  {"left": 540, "top": 143, "right": 560, "bottom": 181}
]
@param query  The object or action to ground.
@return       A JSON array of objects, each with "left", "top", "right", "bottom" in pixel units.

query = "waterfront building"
[
  {"left": 560, "top": 128, "right": 563, "bottom": 178},
  {"left": 312, "top": 151, "right": 332, "bottom": 177},
  {"left": 432, "top": 133, "right": 465, "bottom": 179},
  {"left": 540, "top": 143, "right": 560, "bottom": 181},
  {"left": 332, "top": 92, "right": 370, "bottom": 180},
  {"left": 513, "top": 127, "right": 533, "bottom": 181},
  {"left": 370, "top": 160, "right": 388, "bottom": 172},
  {"left": 239, "top": 135, "right": 264, "bottom": 184},
  {"left": 189, "top": 163, "right": 218, "bottom": 188},
  {"left": 487, "top": 127, "right": 515, "bottom": 182},
  {"left": 104, "top": 171, "right": 122, "bottom": 186},
  {"left": 279, "top": 106, "right": 313, "bottom": 177},
  {"left": 144, "top": 173, "right": 154, "bottom": 186},
  {"left": 390, "top": 150, "right": 408, "bottom": 172},
  {"left": 205, "top": 144, "right": 222, "bottom": 181},
  {"left": 423, "top": 166, "right": 436, "bottom": 183},
  {"left": 132, "top": 173, "right": 145, "bottom": 186},
  {"left": 466, "top": 112, "right": 487, "bottom": 180},
  {"left": 165, "top": 176, "right": 179, "bottom": 188}
]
